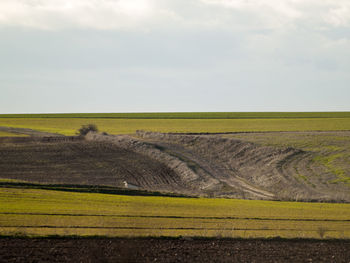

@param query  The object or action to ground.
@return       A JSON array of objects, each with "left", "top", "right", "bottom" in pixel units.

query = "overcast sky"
[{"left": 1, "top": 0, "right": 349, "bottom": 113}]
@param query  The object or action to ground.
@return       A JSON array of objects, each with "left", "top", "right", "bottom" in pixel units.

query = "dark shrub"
[{"left": 77, "top": 124, "right": 98, "bottom": 136}]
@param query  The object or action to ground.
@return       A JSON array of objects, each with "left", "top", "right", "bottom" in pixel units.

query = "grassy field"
[
  {"left": 1, "top": 117, "right": 350, "bottom": 135},
  {"left": 1, "top": 112, "right": 350, "bottom": 119},
  {"left": 1, "top": 187, "right": 349, "bottom": 239}
]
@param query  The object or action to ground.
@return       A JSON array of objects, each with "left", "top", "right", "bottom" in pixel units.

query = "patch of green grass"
[
  {"left": 0, "top": 182, "right": 191, "bottom": 198},
  {"left": 313, "top": 153, "right": 348, "bottom": 181},
  {"left": 0, "top": 188, "right": 350, "bottom": 239},
  {"left": 313, "top": 153, "right": 346, "bottom": 165},
  {"left": 330, "top": 177, "right": 350, "bottom": 185}
]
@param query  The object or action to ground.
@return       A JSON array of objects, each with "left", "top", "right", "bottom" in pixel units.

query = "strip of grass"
[
  {"left": 1, "top": 118, "right": 350, "bottom": 136},
  {"left": 1, "top": 188, "right": 349, "bottom": 238},
  {"left": 0, "top": 182, "right": 192, "bottom": 198},
  {"left": 1, "top": 112, "right": 350, "bottom": 119}
]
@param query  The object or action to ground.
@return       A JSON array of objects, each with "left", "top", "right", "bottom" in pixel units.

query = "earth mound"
[{"left": 0, "top": 131, "right": 348, "bottom": 202}]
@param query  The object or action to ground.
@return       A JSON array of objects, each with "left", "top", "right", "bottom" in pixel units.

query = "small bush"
[{"left": 77, "top": 124, "right": 98, "bottom": 136}]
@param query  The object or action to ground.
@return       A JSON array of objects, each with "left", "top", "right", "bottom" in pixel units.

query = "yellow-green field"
[
  {"left": 1, "top": 188, "right": 349, "bottom": 239},
  {"left": 1, "top": 118, "right": 350, "bottom": 135}
]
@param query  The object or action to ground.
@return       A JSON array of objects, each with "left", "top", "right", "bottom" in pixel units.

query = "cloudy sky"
[{"left": 1, "top": 0, "right": 349, "bottom": 113}]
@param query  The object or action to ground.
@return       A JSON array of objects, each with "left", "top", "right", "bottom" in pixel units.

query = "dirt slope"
[
  {"left": 86, "top": 132, "right": 349, "bottom": 201},
  {"left": 0, "top": 131, "right": 348, "bottom": 202}
]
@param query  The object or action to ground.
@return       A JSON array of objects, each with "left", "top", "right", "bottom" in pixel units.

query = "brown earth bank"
[
  {"left": 1, "top": 131, "right": 349, "bottom": 202},
  {"left": 1, "top": 238, "right": 350, "bottom": 263},
  {"left": 87, "top": 132, "right": 350, "bottom": 202}
]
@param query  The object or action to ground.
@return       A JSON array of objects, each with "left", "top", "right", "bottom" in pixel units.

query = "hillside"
[{"left": 1, "top": 130, "right": 349, "bottom": 202}]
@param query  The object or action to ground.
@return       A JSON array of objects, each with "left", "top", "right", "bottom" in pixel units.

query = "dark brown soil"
[
  {"left": 0, "top": 140, "right": 188, "bottom": 193},
  {"left": 1, "top": 238, "right": 349, "bottom": 263}
]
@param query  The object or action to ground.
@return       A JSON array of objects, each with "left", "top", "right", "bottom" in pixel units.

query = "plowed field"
[{"left": 1, "top": 238, "right": 349, "bottom": 263}]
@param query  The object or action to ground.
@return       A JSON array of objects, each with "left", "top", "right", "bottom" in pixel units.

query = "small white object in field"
[{"left": 123, "top": 180, "right": 140, "bottom": 190}]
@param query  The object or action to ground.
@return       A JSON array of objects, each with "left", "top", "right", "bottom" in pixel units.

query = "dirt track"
[{"left": 1, "top": 238, "right": 349, "bottom": 263}]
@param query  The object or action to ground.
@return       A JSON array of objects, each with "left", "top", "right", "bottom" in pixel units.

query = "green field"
[
  {"left": 1, "top": 112, "right": 350, "bottom": 119},
  {"left": 1, "top": 117, "right": 350, "bottom": 136},
  {"left": 1, "top": 187, "right": 349, "bottom": 239},
  {"left": 1, "top": 112, "right": 349, "bottom": 136}
]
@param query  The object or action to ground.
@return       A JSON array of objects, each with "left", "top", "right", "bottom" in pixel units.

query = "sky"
[{"left": 1, "top": 0, "right": 349, "bottom": 113}]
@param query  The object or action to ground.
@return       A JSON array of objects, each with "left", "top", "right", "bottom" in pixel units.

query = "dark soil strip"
[
  {"left": 2, "top": 212, "right": 349, "bottom": 222},
  {"left": 0, "top": 237, "right": 349, "bottom": 263},
  {"left": 0, "top": 182, "right": 193, "bottom": 198}
]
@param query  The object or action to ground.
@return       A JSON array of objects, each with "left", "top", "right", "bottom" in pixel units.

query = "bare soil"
[
  {"left": 0, "top": 139, "right": 189, "bottom": 193},
  {"left": 86, "top": 132, "right": 350, "bottom": 202},
  {"left": 0, "top": 130, "right": 349, "bottom": 202},
  {"left": 1, "top": 238, "right": 349, "bottom": 263}
]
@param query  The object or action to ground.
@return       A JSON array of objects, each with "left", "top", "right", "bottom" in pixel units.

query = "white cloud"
[
  {"left": 201, "top": 0, "right": 301, "bottom": 18},
  {"left": 200, "top": 0, "right": 350, "bottom": 30},
  {"left": 0, "top": 0, "right": 155, "bottom": 30},
  {"left": 0, "top": 0, "right": 349, "bottom": 30},
  {"left": 323, "top": 2, "right": 350, "bottom": 27},
  {"left": 1, "top": 1, "right": 350, "bottom": 112}
]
